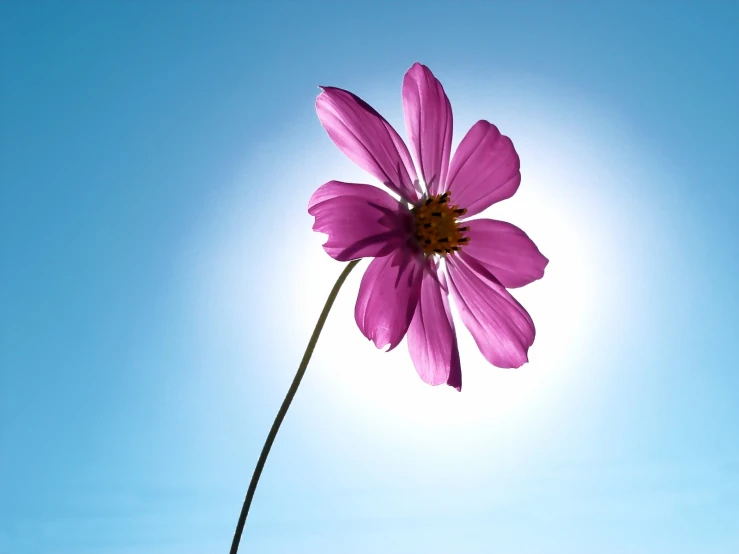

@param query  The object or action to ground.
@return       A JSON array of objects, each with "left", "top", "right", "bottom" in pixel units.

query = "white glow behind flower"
[{"left": 186, "top": 77, "right": 659, "bottom": 475}]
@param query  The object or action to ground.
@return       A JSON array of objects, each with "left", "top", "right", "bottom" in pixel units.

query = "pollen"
[{"left": 412, "top": 192, "right": 469, "bottom": 256}]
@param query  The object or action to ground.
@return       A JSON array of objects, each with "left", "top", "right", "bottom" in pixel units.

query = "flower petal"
[
  {"left": 446, "top": 121, "right": 521, "bottom": 218},
  {"left": 402, "top": 63, "right": 453, "bottom": 195},
  {"left": 308, "top": 181, "right": 413, "bottom": 261},
  {"left": 407, "top": 259, "right": 462, "bottom": 390},
  {"left": 355, "top": 248, "right": 423, "bottom": 351},
  {"left": 317, "top": 86, "right": 419, "bottom": 202},
  {"left": 447, "top": 252, "right": 535, "bottom": 368},
  {"left": 463, "top": 218, "right": 549, "bottom": 288}
]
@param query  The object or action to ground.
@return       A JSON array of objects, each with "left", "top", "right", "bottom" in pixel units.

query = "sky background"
[{"left": 1, "top": 1, "right": 738, "bottom": 553}]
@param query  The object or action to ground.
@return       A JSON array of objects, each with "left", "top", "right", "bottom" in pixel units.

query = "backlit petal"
[
  {"left": 355, "top": 248, "right": 424, "bottom": 351},
  {"left": 407, "top": 259, "right": 462, "bottom": 390},
  {"left": 308, "top": 181, "right": 413, "bottom": 261},
  {"left": 447, "top": 121, "right": 521, "bottom": 218},
  {"left": 463, "top": 218, "right": 548, "bottom": 288},
  {"left": 447, "top": 252, "right": 535, "bottom": 368},
  {"left": 317, "top": 86, "right": 419, "bottom": 202},
  {"left": 402, "top": 63, "right": 453, "bottom": 195}
]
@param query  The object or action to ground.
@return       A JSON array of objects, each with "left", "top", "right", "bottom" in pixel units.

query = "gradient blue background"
[{"left": 1, "top": 1, "right": 738, "bottom": 553}]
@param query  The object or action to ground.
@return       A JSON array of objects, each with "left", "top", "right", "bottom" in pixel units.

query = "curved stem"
[{"left": 229, "top": 259, "right": 361, "bottom": 554}]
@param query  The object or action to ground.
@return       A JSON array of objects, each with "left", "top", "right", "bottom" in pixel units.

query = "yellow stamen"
[{"left": 412, "top": 192, "right": 469, "bottom": 256}]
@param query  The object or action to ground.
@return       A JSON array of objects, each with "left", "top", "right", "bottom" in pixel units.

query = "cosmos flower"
[{"left": 308, "top": 63, "right": 548, "bottom": 391}]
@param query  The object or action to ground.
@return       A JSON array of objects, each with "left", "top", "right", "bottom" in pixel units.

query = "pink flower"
[{"left": 309, "top": 63, "right": 548, "bottom": 391}]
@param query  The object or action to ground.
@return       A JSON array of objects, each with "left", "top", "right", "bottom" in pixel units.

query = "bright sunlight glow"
[{"left": 185, "top": 76, "right": 660, "bottom": 476}]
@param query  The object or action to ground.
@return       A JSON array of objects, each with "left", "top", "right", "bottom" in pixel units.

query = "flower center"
[{"left": 412, "top": 192, "right": 469, "bottom": 256}]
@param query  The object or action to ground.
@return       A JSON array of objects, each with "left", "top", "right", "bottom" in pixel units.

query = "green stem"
[{"left": 229, "top": 259, "right": 360, "bottom": 554}]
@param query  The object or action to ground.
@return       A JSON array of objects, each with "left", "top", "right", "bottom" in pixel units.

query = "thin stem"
[{"left": 229, "top": 259, "right": 361, "bottom": 554}]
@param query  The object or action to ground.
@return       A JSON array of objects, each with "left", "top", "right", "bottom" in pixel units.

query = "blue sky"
[{"left": 1, "top": 1, "right": 737, "bottom": 553}]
